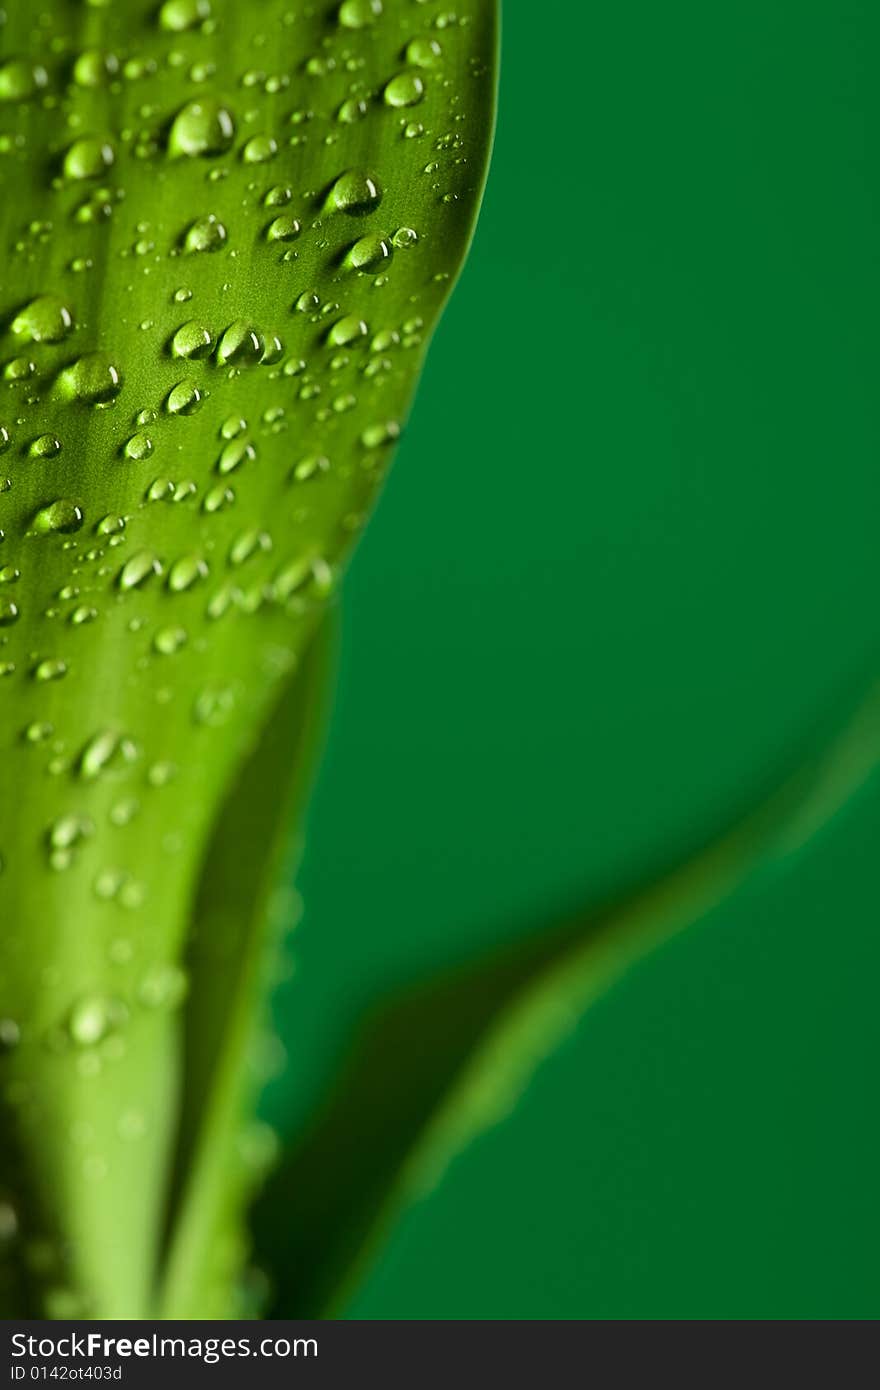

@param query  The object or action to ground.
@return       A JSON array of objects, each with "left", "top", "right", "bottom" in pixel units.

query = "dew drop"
[
  {"left": 73, "top": 49, "right": 119, "bottom": 87},
  {"left": 328, "top": 315, "right": 368, "bottom": 347},
  {"left": 0, "top": 59, "right": 48, "bottom": 103},
  {"left": 34, "top": 659, "right": 67, "bottom": 683},
  {"left": 118, "top": 550, "right": 161, "bottom": 590},
  {"left": 63, "top": 137, "right": 115, "bottom": 181},
  {"left": 266, "top": 214, "right": 301, "bottom": 242},
  {"left": 61, "top": 353, "right": 123, "bottom": 406},
  {"left": 68, "top": 995, "right": 118, "bottom": 1048},
  {"left": 217, "top": 321, "right": 264, "bottom": 366},
  {"left": 166, "top": 380, "right": 203, "bottom": 415},
  {"left": 217, "top": 439, "right": 255, "bottom": 474},
  {"left": 242, "top": 134, "right": 278, "bottom": 164},
  {"left": 291, "top": 454, "right": 329, "bottom": 483},
  {"left": 0, "top": 597, "right": 19, "bottom": 627},
  {"left": 28, "top": 434, "right": 62, "bottom": 461},
  {"left": 406, "top": 37, "right": 443, "bottom": 67},
  {"left": 80, "top": 730, "right": 135, "bottom": 780},
  {"left": 167, "top": 554, "right": 208, "bottom": 592},
  {"left": 183, "top": 213, "right": 227, "bottom": 253},
  {"left": 159, "top": 0, "right": 212, "bottom": 31},
  {"left": 124, "top": 432, "right": 153, "bottom": 461},
  {"left": 32, "top": 500, "right": 84, "bottom": 535},
  {"left": 153, "top": 625, "right": 187, "bottom": 655},
  {"left": 338, "top": 0, "right": 382, "bottom": 26},
  {"left": 329, "top": 169, "right": 382, "bottom": 215},
  {"left": 344, "top": 233, "right": 392, "bottom": 271},
  {"left": 361, "top": 419, "right": 401, "bottom": 448},
  {"left": 168, "top": 99, "right": 235, "bottom": 158},
  {"left": 12, "top": 296, "right": 74, "bottom": 344},
  {"left": 171, "top": 320, "right": 214, "bottom": 359}
]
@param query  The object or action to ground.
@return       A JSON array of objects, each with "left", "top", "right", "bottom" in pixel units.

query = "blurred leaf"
[
  {"left": 257, "top": 677, "right": 880, "bottom": 1316},
  {"left": 157, "top": 615, "right": 336, "bottom": 1318}
]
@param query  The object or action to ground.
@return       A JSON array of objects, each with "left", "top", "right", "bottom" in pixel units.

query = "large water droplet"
[
  {"left": 0, "top": 59, "right": 48, "bottom": 103},
  {"left": 329, "top": 170, "right": 382, "bottom": 215},
  {"left": 32, "top": 500, "right": 84, "bottom": 535},
  {"left": 12, "top": 296, "right": 75, "bottom": 344},
  {"left": 183, "top": 213, "right": 227, "bottom": 253},
  {"left": 217, "top": 321, "right": 264, "bottom": 366},
  {"left": 338, "top": 0, "right": 382, "bottom": 26},
  {"left": 171, "top": 321, "right": 214, "bottom": 359},
  {"left": 61, "top": 353, "right": 123, "bottom": 406},
  {"left": 118, "top": 551, "right": 161, "bottom": 590},
  {"left": 266, "top": 214, "right": 301, "bottom": 243},
  {"left": 166, "top": 380, "right": 203, "bottom": 415},
  {"left": 344, "top": 234, "right": 392, "bottom": 272},
  {"left": 328, "top": 315, "right": 368, "bottom": 347},
  {"left": 159, "top": 0, "right": 212, "bottom": 31},
  {"left": 167, "top": 554, "right": 208, "bottom": 592},
  {"left": 168, "top": 100, "right": 235, "bottom": 158},
  {"left": 63, "top": 137, "right": 115, "bottom": 181}
]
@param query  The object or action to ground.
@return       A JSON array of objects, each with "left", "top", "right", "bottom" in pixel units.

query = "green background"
[{"left": 266, "top": 1, "right": 880, "bottom": 1318}]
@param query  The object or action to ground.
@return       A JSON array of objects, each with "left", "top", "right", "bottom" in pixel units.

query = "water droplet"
[
  {"left": 328, "top": 315, "right": 368, "bottom": 347},
  {"left": 217, "top": 439, "right": 255, "bottom": 474},
  {"left": 73, "top": 49, "right": 119, "bottom": 87},
  {"left": 159, "top": 0, "right": 212, "bottom": 32},
  {"left": 202, "top": 484, "right": 234, "bottom": 514},
  {"left": 153, "top": 625, "right": 187, "bottom": 655},
  {"left": 229, "top": 529, "right": 271, "bottom": 566},
  {"left": 406, "top": 37, "right": 442, "bottom": 67},
  {"left": 124, "top": 432, "right": 153, "bottom": 461},
  {"left": 138, "top": 963, "right": 187, "bottom": 1010},
  {"left": 221, "top": 415, "right": 247, "bottom": 439},
  {"left": 32, "top": 500, "right": 84, "bottom": 535},
  {"left": 168, "top": 99, "right": 235, "bottom": 158},
  {"left": 291, "top": 454, "right": 329, "bottom": 483},
  {"left": 61, "top": 353, "right": 123, "bottom": 406},
  {"left": 166, "top": 380, "right": 203, "bottom": 415},
  {"left": 266, "top": 214, "right": 301, "bottom": 242},
  {"left": 28, "top": 434, "right": 62, "bottom": 460},
  {"left": 0, "top": 1018, "right": 21, "bottom": 1052},
  {"left": 345, "top": 234, "right": 392, "bottom": 272},
  {"left": 338, "top": 97, "right": 368, "bottom": 124},
  {"left": 118, "top": 550, "right": 161, "bottom": 590},
  {"left": 0, "top": 59, "right": 48, "bottom": 103},
  {"left": 242, "top": 134, "right": 277, "bottom": 164},
  {"left": 361, "top": 419, "right": 401, "bottom": 448},
  {"left": 63, "top": 137, "right": 115, "bottom": 181},
  {"left": 68, "top": 995, "right": 120, "bottom": 1048},
  {"left": 217, "top": 321, "right": 264, "bottom": 366},
  {"left": 80, "top": 730, "right": 135, "bottom": 780},
  {"left": 12, "top": 296, "right": 75, "bottom": 344},
  {"left": 329, "top": 169, "right": 382, "bottom": 215},
  {"left": 338, "top": 0, "right": 382, "bottom": 26},
  {"left": 34, "top": 658, "right": 67, "bottom": 683},
  {"left": 49, "top": 814, "right": 94, "bottom": 854},
  {"left": 183, "top": 213, "right": 227, "bottom": 252},
  {"left": 392, "top": 226, "right": 419, "bottom": 249},
  {"left": 171, "top": 320, "right": 214, "bottom": 359},
  {"left": 167, "top": 554, "right": 208, "bottom": 592}
]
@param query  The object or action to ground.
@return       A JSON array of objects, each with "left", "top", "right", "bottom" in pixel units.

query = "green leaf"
[
  {"left": 0, "top": 0, "right": 498, "bottom": 1317},
  {"left": 158, "top": 613, "right": 335, "bottom": 1319},
  {"left": 256, "top": 676, "right": 880, "bottom": 1316}
]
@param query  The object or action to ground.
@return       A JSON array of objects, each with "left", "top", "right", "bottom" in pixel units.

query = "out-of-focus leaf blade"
[
  {"left": 256, "top": 677, "right": 880, "bottom": 1316},
  {"left": 157, "top": 614, "right": 335, "bottom": 1319},
  {"left": 0, "top": 0, "right": 499, "bottom": 1316}
]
